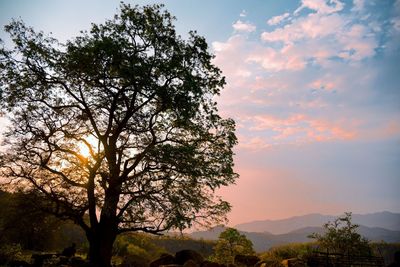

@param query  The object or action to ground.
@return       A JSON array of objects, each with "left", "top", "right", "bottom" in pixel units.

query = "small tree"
[
  {"left": 212, "top": 228, "right": 255, "bottom": 265},
  {"left": 309, "top": 212, "right": 371, "bottom": 256},
  {"left": 0, "top": 191, "right": 60, "bottom": 250},
  {"left": 0, "top": 3, "right": 237, "bottom": 267}
]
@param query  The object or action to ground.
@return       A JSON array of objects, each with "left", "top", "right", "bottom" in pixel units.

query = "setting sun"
[{"left": 77, "top": 135, "right": 98, "bottom": 158}]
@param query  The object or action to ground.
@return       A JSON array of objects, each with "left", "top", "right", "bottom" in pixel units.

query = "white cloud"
[
  {"left": 213, "top": 0, "right": 397, "bottom": 149},
  {"left": 295, "top": 0, "right": 345, "bottom": 15},
  {"left": 261, "top": 13, "right": 346, "bottom": 43},
  {"left": 267, "top": 12, "right": 290, "bottom": 25},
  {"left": 240, "top": 10, "right": 247, "bottom": 17},
  {"left": 232, "top": 20, "right": 256, "bottom": 32},
  {"left": 247, "top": 45, "right": 306, "bottom": 71},
  {"left": 260, "top": 10, "right": 378, "bottom": 67}
]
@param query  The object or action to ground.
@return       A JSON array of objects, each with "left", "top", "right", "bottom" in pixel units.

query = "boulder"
[
  {"left": 150, "top": 254, "right": 176, "bottom": 267},
  {"left": 234, "top": 255, "right": 260, "bottom": 267},
  {"left": 175, "top": 250, "right": 204, "bottom": 265}
]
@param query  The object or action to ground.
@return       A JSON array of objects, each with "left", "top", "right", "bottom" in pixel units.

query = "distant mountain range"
[
  {"left": 189, "top": 212, "right": 400, "bottom": 252},
  {"left": 235, "top": 211, "right": 400, "bottom": 234}
]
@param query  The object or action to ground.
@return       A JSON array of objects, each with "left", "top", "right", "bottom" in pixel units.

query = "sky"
[{"left": 0, "top": 0, "right": 399, "bottom": 226}]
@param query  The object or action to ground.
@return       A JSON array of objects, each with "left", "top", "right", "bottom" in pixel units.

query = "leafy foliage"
[
  {"left": 211, "top": 228, "right": 255, "bottom": 265},
  {"left": 0, "top": 3, "right": 237, "bottom": 266},
  {"left": 112, "top": 233, "right": 163, "bottom": 266},
  {"left": 113, "top": 233, "right": 166, "bottom": 260},
  {"left": 309, "top": 212, "right": 372, "bottom": 255}
]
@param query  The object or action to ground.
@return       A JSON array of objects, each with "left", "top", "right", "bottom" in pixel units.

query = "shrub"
[
  {"left": 0, "top": 243, "right": 23, "bottom": 265},
  {"left": 260, "top": 243, "right": 314, "bottom": 263}
]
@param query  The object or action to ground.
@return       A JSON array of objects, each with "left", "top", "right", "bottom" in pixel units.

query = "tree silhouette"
[{"left": 0, "top": 4, "right": 237, "bottom": 266}]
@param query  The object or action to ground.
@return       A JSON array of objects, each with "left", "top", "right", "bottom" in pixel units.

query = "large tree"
[{"left": 0, "top": 4, "right": 237, "bottom": 266}]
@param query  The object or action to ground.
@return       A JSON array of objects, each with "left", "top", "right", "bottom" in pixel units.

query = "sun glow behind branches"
[{"left": 77, "top": 135, "right": 99, "bottom": 158}]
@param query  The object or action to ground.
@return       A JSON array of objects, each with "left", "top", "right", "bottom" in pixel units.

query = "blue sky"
[{"left": 1, "top": 0, "right": 399, "bottom": 225}]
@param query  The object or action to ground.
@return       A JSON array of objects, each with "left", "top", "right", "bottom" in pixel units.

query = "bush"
[
  {"left": 260, "top": 243, "right": 314, "bottom": 263},
  {"left": 113, "top": 233, "right": 166, "bottom": 260},
  {"left": 309, "top": 212, "right": 371, "bottom": 256},
  {"left": 0, "top": 243, "right": 23, "bottom": 265}
]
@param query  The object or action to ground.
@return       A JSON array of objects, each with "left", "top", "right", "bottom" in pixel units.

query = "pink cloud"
[
  {"left": 295, "top": 0, "right": 345, "bottom": 15},
  {"left": 247, "top": 46, "right": 306, "bottom": 71},
  {"left": 337, "top": 24, "right": 377, "bottom": 60},
  {"left": 309, "top": 79, "right": 336, "bottom": 90},
  {"left": 262, "top": 12, "right": 344, "bottom": 44},
  {"left": 213, "top": 0, "right": 395, "bottom": 152},
  {"left": 232, "top": 20, "right": 256, "bottom": 32},
  {"left": 247, "top": 114, "right": 357, "bottom": 144},
  {"left": 267, "top": 12, "right": 290, "bottom": 25},
  {"left": 236, "top": 136, "right": 272, "bottom": 151}
]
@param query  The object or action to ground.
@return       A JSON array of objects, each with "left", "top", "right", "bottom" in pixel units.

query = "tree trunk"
[{"left": 86, "top": 224, "right": 117, "bottom": 267}]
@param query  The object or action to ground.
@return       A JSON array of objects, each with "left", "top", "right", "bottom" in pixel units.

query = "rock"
[
  {"left": 121, "top": 254, "right": 150, "bottom": 267},
  {"left": 150, "top": 254, "right": 176, "bottom": 267},
  {"left": 183, "top": 259, "right": 199, "bottom": 267},
  {"left": 234, "top": 255, "right": 260, "bottom": 267},
  {"left": 175, "top": 250, "right": 204, "bottom": 265},
  {"left": 201, "top": 261, "right": 225, "bottom": 267}
]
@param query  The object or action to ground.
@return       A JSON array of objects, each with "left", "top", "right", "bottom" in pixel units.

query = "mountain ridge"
[{"left": 234, "top": 211, "right": 400, "bottom": 234}]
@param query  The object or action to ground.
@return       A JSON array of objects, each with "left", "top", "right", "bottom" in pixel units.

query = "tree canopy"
[
  {"left": 0, "top": 3, "right": 237, "bottom": 266},
  {"left": 309, "top": 212, "right": 371, "bottom": 256},
  {"left": 212, "top": 228, "right": 255, "bottom": 265}
]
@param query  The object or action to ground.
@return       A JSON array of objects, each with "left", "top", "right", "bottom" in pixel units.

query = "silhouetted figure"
[
  {"left": 388, "top": 251, "right": 400, "bottom": 267},
  {"left": 61, "top": 243, "right": 76, "bottom": 258}
]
